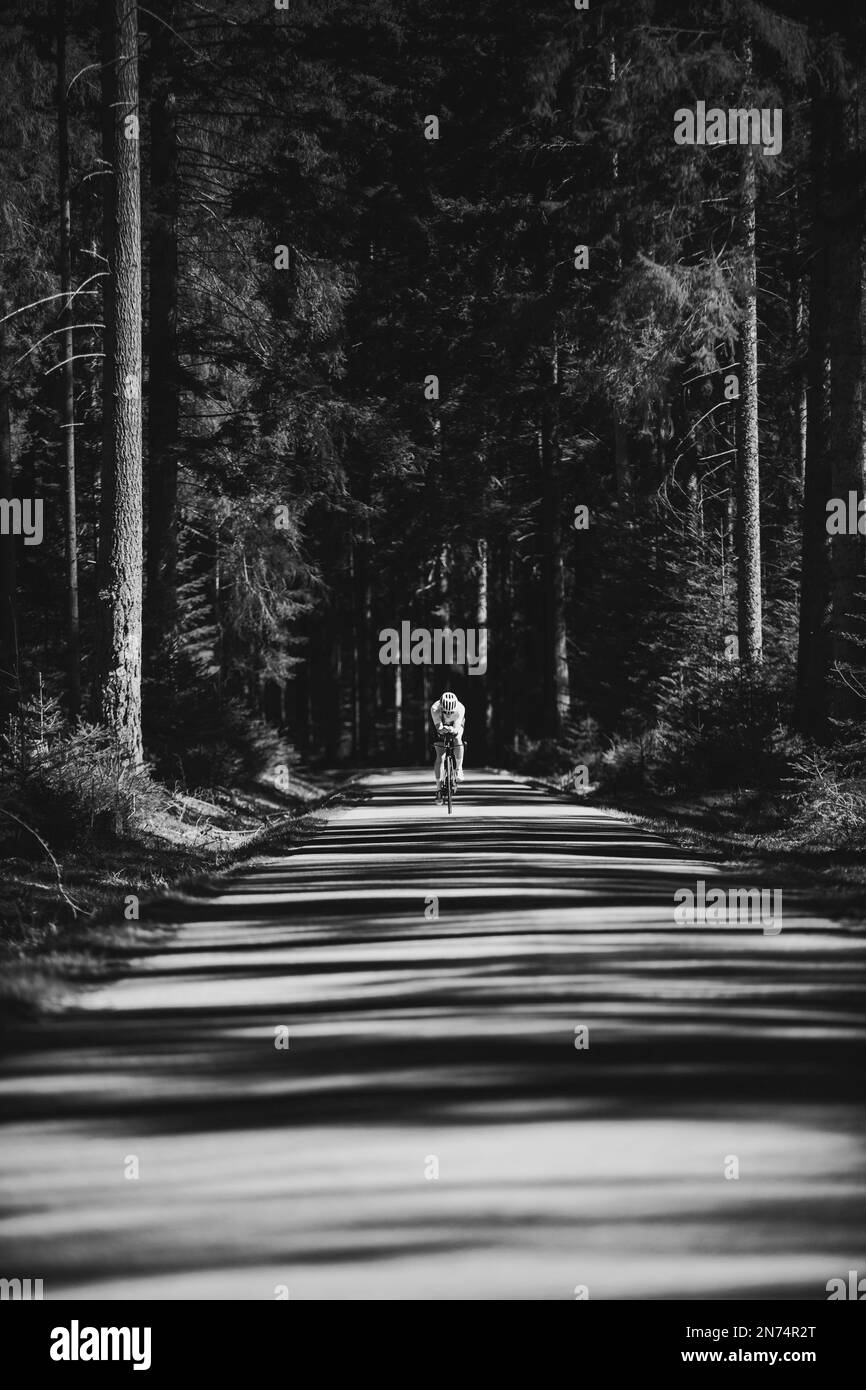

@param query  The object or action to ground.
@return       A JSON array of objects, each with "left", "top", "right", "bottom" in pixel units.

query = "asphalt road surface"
[{"left": 1, "top": 770, "right": 864, "bottom": 1299}]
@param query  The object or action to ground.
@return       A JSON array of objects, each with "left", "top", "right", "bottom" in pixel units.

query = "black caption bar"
[{"left": 4, "top": 1299, "right": 863, "bottom": 1378}]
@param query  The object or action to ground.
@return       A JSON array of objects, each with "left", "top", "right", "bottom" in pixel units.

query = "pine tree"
[
  {"left": 98, "top": 0, "right": 144, "bottom": 766},
  {"left": 56, "top": 0, "right": 81, "bottom": 718}
]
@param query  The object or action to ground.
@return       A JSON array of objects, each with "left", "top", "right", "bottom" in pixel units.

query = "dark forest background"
[{"left": 2, "top": 0, "right": 866, "bottom": 860}]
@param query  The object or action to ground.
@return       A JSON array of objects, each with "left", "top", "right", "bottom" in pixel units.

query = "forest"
[{"left": 1, "top": 0, "right": 866, "bottom": 931}]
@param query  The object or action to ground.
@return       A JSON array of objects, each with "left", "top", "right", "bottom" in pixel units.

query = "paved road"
[{"left": 1, "top": 770, "right": 864, "bottom": 1299}]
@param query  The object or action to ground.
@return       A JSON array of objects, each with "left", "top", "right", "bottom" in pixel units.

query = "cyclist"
[{"left": 431, "top": 690, "right": 465, "bottom": 796}]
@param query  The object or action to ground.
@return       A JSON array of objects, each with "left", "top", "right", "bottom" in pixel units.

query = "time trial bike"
[{"left": 436, "top": 728, "right": 460, "bottom": 814}]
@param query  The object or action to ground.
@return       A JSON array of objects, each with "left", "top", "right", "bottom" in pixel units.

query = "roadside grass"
[
  {"left": 583, "top": 785, "right": 866, "bottom": 926},
  {"left": 0, "top": 771, "right": 361, "bottom": 1027}
]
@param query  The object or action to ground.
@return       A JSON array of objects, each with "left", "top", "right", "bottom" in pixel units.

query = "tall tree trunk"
[
  {"left": 495, "top": 537, "right": 513, "bottom": 757},
  {"left": 293, "top": 625, "right": 310, "bottom": 753},
  {"left": 614, "top": 417, "right": 632, "bottom": 503},
  {"left": 737, "top": 139, "right": 763, "bottom": 666},
  {"left": 827, "top": 84, "right": 865, "bottom": 723},
  {"left": 475, "top": 538, "right": 492, "bottom": 762},
  {"left": 320, "top": 556, "right": 341, "bottom": 762},
  {"left": 352, "top": 463, "right": 373, "bottom": 761},
  {"left": 437, "top": 543, "right": 450, "bottom": 628},
  {"left": 608, "top": 42, "right": 632, "bottom": 505},
  {"left": 394, "top": 661, "right": 402, "bottom": 746},
  {"left": 146, "top": 0, "right": 180, "bottom": 651},
  {"left": 57, "top": 0, "right": 81, "bottom": 719},
  {"left": 510, "top": 545, "right": 520, "bottom": 752},
  {"left": 790, "top": 190, "right": 808, "bottom": 490},
  {"left": 349, "top": 546, "right": 360, "bottom": 756},
  {"left": 421, "top": 662, "right": 432, "bottom": 762},
  {"left": 353, "top": 537, "right": 372, "bottom": 759},
  {"left": 539, "top": 342, "right": 570, "bottom": 735},
  {"left": 99, "top": 0, "right": 144, "bottom": 766},
  {"left": 795, "top": 92, "right": 832, "bottom": 738},
  {"left": 488, "top": 540, "right": 502, "bottom": 758},
  {"left": 94, "top": 0, "right": 116, "bottom": 716},
  {"left": 0, "top": 328, "right": 17, "bottom": 729}
]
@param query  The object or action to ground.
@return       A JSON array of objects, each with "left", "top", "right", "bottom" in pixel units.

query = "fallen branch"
[{"left": 0, "top": 808, "right": 83, "bottom": 917}]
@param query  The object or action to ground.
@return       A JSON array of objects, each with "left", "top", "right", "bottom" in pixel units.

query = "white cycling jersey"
[{"left": 431, "top": 698, "right": 465, "bottom": 736}]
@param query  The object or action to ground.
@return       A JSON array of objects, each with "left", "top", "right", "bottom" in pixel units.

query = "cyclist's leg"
[
  {"left": 454, "top": 736, "right": 464, "bottom": 780},
  {"left": 433, "top": 741, "right": 444, "bottom": 781}
]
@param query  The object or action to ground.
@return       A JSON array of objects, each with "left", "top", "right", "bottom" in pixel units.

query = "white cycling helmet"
[{"left": 441, "top": 691, "right": 457, "bottom": 713}]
